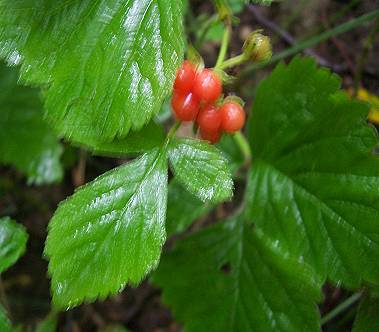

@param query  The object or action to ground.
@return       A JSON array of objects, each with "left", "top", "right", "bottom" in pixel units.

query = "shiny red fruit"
[
  {"left": 193, "top": 69, "right": 222, "bottom": 103},
  {"left": 197, "top": 104, "right": 221, "bottom": 133},
  {"left": 171, "top": 92, "right": 200, "bottom": 122},
  {"left": 200, "top": 128, "right": 221, "bottom": 144},
  {"left": 173, "top": 60, "right": 197, "bottom": 93},
  {"left": 220, "top": 102, "right": 246, "bottom": 133}
]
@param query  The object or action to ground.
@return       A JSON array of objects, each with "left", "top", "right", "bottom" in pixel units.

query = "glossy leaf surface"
[
  {"left": 0, "top": 217, "right": 28, "bottom": 274},
  {"left": 0, "top": 0, "right": 184, "bottom": 144},
  {"left": 154, "top": 217, "right": 321, "bottom": 332},
  {"left": 168, "top": 138, "right": 233, "bottom": 204},
  {"left": 247, "top": 57, "right": 379, "bottom": 287},
  {"left": 45, "top": 148, "right": 168, "bottom": 308},
  {"left": 0, "top": 65, "right": 62, "bottom": 184}
]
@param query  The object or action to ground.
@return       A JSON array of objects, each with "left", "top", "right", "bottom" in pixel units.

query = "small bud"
[{"left": 243, "top": 31, "right": 272, "bottom": 62}]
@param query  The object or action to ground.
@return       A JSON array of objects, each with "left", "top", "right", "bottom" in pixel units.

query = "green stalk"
[
  {"left": 233, "top": 131, "right": 252, "bottom": 165},
  {"left": 215, "top": 24, "right": 231, "bottom": 69},
  {"left": 167, "top": 121, "right": 181, "bottom": 140},
  {"left": 321, "top": 293, "right": 361, "bottom": 326},
  {"left": 213, "top": 3, "right": 252, "bottom": 163},
  {"left": 240, "top": 9, "right": 379, "bottom": 77},
  {"left": 218, "top": 54, "right": 247, "bottom": 71}
]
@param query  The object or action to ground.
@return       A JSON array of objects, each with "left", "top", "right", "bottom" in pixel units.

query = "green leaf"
[
  {"left": 45, "top": 148, "right": 168, "bottom": 309},
  {"left": 0, "top": 217, "right": 28, "bottom": 274},
  {"left": 0, "top": 0, "right": 185, "bottom": 144},
  {"left": 246, "top": 57, "right": 379, "bottom": 287},
  {"left": 353, "top": 296, "right": 379, "bottom": 332},
  {"left": 154, "top": 217, "right": 322, "bottom": 332},
  {"left": 86, "top": 121, "right": 165, "bottom": 157},
  {"left": 166, "top": 179, "right": 213, "bottom": 237},
  {"left": 0, "top": 64, "right": 63, "bottom": 185},
  {"left": 0, "top": 304, "right": 13, "bottom": 332},
  {"left": 168, "top": 138, "right": 233, "bottom": 204}
]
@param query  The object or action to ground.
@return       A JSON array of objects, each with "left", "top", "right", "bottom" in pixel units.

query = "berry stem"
[
  {"left": 167, "top": 121, "right": 181, "bottom": 140},
  {"left": 214, "top": 0, "right": 233, "bottom": 71},
  {"left": 215, "top": 24, "right": 231, "bottom": 69},
  {"left": 218, "top": 54, "right": 247, "bottom": 71},
  {"left": 233, "top": 131, "right": 252, "bottom": 165}
]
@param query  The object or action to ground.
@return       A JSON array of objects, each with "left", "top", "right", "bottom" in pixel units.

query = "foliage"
[
  {"left": 45, "top": 148, "right": 170, "bottom": 308},
  {"left": 45, "top": 135, "right": 233, "bottom": 308},
  {"left": 166, "top": 179, "right": 213, "bottom": 237},
  {"left": 154, "top": 217, "right": 321, "bottom": 332},
  {"left": 168, "top": 138, "right": 233, "bottom": 204},
  {"left": 0, "top": 0, "right": 378, "bottom": 331},
  {"left": 154, "top": 58, "right": 379, "bottom": 330},
  {"left": 0, "top": 65, "right": 62, "bottom": 184},
  {"left": 0, "top": 217, "right": 28, "bottom": 274},
  {"left": 247, "top": 57, "right": 379, "bottom": 287},
  {"left": 0, "top": 217, "right": 28, "bottom": 331},
  {"left": 0, "top": 0, "right": 185, "bottom": 146}
]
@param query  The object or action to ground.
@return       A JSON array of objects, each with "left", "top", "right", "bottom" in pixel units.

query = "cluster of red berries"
[{"left": 171, "top": 61, "right": 246, "bottom": 143}]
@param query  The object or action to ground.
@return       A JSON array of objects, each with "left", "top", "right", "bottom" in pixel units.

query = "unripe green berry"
[{"left": 243, "top": 31, "right": 272, "bottom": 62}]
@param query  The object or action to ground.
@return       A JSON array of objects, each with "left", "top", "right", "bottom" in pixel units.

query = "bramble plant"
[{"left": 1, "top": 0, "right": 379, "bottom": 331}]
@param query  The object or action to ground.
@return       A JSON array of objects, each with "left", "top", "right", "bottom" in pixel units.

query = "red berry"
[
  {"left": 193, "top": 69, "right": 222, "bottom": 103},
  {"left": 200, "top": 128, "right": 221, "bottom": 144},
  {"left": 173, "top": 60, "right": 196, "bottom": 93},
  {"left": 197, "top": 104, "right": 221, "bottom": 133},
  {"left": 220, "top": 102, "right": 246, "bottom": 133},
  {"left": 171, "top": 91, "right": 200, "bottom": 122}
]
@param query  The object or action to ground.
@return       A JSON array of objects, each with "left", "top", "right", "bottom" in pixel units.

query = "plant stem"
[
  {"left": 233, "top": 131, "right": 252, "bottom": 164},
  {"left": 218, "top": 54, "right": 247, "bottom": 71},
  {"left": 167, "top": 121, "right": 181, "bottom": 140},
  {"left": 321, "top": 292, "right": 362, "bottom": 326},
  {"left": 215, "top": 23, "right": 231, "bottom": 69},
  {"left": 240, "top": 9, "right": 379, "bottom": 77}
]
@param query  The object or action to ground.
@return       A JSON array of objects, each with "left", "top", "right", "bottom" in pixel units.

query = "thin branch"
[{"left": 321, "top": 292, "right": 362, "bottom": 326}]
